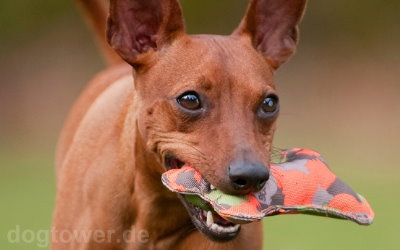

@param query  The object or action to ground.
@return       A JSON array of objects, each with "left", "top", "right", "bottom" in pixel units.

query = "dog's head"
[{"left": 108, "top": 0, "right": 307, "bottom": 241}]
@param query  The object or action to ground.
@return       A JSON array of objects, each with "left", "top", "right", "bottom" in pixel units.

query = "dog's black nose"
[{"left": 229, "top": 162, "right": 269, "bottom": 194}]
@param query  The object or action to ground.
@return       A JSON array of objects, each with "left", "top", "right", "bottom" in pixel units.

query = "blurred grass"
[{"left": 0, "top": 155, "right": 55, "bottom": 250}]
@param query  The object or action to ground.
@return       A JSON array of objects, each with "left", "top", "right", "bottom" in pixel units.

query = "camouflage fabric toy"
[{"left": 161, "top": 148, "right": 374, "bottom": 225}]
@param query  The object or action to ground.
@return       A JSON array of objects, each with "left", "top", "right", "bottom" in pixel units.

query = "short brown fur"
[{"left": 52, "top": 0, "right": 307, "bottom": 249}]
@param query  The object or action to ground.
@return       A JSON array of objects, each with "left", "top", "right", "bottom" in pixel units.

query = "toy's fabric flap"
[{"left": 161, "top": 148, "right": 374, "bottom": 225}]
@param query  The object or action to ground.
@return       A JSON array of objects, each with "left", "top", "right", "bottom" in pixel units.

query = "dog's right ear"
[
  {"left": 234, "top": 0, "right": 307, "bottom": 69},
  {"left": 107, "top": 0, "right": 185, "bottom": 69}
]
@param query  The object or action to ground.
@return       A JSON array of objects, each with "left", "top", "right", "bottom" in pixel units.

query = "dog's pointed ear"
[
  {"left": 234, "top": 0, "right": 307, "bottom": 69},
  {"left": 107, "top": 0, "right": 185, "bottom": 68}
]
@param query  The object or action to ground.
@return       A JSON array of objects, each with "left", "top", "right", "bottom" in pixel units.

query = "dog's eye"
[
  {"left": 177, "top": 91, "right": 202, "bottom": 110},
  {"left": 261, "top": 95, "right": 279, "bottom": 114}
]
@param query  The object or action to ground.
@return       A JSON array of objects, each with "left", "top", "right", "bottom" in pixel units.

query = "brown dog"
[{"left": 52, "top": 0, "right": 307, "bottom": 249}]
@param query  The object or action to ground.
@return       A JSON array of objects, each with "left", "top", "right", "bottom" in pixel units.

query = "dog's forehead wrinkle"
[
  {"left": 175, "top": 35, "right": 270, "bottom": 74},
  {"left": 190, "top": 35, "right": 271, "bottom": 71},
  {"left": 148, "top": 35, "right": 275, "bottom": 102},
  {"left": 193, "top": 38, "right": 274, "bottom": 97}
]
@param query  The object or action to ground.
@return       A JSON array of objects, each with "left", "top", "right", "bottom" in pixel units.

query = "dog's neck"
[{"left": 120, "top": 102, "right": 194, "bottom": 248}]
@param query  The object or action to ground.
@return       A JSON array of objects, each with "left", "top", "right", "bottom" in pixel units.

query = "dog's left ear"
[
  {"left": 234, "top": 0, "right": 307, "bottom": 69},
  {"left": 107, "top": 0, "right": 185, "bottom": 69}
]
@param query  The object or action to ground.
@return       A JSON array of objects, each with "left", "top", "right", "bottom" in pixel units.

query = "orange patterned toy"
[{"left": 162, "top": 148, "right": 375, "bottom": 225}]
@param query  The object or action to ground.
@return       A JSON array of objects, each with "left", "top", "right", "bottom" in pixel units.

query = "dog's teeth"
[
  {"left": 210, "top": 223, "right": 218, "bottom": 232},
  {"left": 216, "top": 225, "right": 224, "bottom": 233},
  {"left": 206, "top": 211, "right": 213, "bottom": 226},
  {"left": 210, "top": 184, "right": 215, "bottom": 190},
  {"left": 215, "top": 224, "right": 224, "bottom": 233},
  {"left": 229, "top": 224, "right": 240, "bottom": 232},
  {"left": 222, "top": 227, "right": 230, "bottom": 233},
  {"left": 208, "top": 222, "right": 241, "bottom": 233},
  {"left": 223, "top": 224, "right": 240, "bottom": 233}
]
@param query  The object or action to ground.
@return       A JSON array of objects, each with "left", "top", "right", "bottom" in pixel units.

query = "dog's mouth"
[
  {"left": 164, "top": 155, "right": 241, "bottom": 242},
  {"left": 164, "top": 155, "right": 186, "bottom": 170},
  {"left": 178, "top": 194, "right": 241, "bottom": 242}
]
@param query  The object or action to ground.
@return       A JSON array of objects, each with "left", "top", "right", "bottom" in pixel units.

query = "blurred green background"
[{"left": 0, "top": 0, "right": 399, "bottom": 249}]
